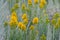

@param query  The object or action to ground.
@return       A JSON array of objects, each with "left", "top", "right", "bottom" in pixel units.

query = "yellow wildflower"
[
  {"left": 39, "top": 3, "right": 44, "bottom": 8},
  {"left": 11, "top": 4, "right": 19, "bottom": 12},
  {"left": 28, "top": 0, "right": 32, "bottom": 5},
  {"left": 11, "top": 11, "right": 17, "bottom": 17},
  {"left": 23, "top": 19, "right": 28, "bottom": 24},
  {"left": 14, "top": 3, "right": 19, "bottom": 9},
  {"left": 34, "top": 0, "right": 38, "bottom": 4},
  {"left": 22, "top": 13, "right": 27, "bottom": 20},
  {"left": 9, "top": 20, "right": 18, "bottom": 27},
  {"left": 22, "top": 3, "right": 26, "bottom": 10},
  {"left": 40, "top": 0, "right": 47, "bottom": 5},
  {"left": 32, "top": 17, "right": 39, "bottom": 24},
  {"left": 39, "top": 0, "right": 47, "bottom": 8},
  {"left": 11, "top": 7, "right": 15, "bottom": 12},
  {"left": 10, "top": 11, "right": 18, "bottom": 22},
  {"left": 40, "top": 34, "right": 46, "bottom": 40},
  {"left": 54, "top": 23, "right": 59, "bottom": 29},
  {"left": 18, "top": 22, "right": 26, "bottom": 31},
  {"left": 11, "top": 16, "right": 17, "bottom": 21},
  {"left": 21, "top": 24, "right": 26, "bottom": 31},
  {"left": 18, "top": 22, "right": 23, "bottom": 29},
  {"left": 30, "top": 25, "right": 34, "bottom": 30},
  {"left": 51, "top": 19, "right": 56, "bottom": 25},
  {"left": 9, "top": 11, "right": 18, "bottom": 27},
  {"left": 53, "top": 12, "right": 60, "bottom": 19}
]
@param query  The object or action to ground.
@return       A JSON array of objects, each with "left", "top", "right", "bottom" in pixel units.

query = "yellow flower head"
[
  {"left": 28, "top": 0, "right": 32, "bottom": 5},
  {"left": 32, "top": 17, "right": 39, "bottom": 24},
  {"left": 11, "top": 16, "right": 17, "bottom": 21},
  {"left": 21, "top": 24, "right": 26, "bottom": 31},
  {"left": 23, "top": 19, "right": 28, "bottom": 24},
  {"left": 9, "top": 11, "right": 18, "bottom": 27},
  {"left": 34, "top": 0, "right": 38, "bottom": 4},
  {"left": 11, "top": 11, "right": 17, "bottom": 16},
  {"left": 53, "top": 12, "right": 60, "bottom": 19},
  {"left": 22, "top": 3, "right": 26, "bottom": 10},
  {"left": 11, "top": 7, "right": 15, "bottom": 12},
  {"left": 18, "top": 22, "right": 26, "bottom": 31},
  {"left": 54, "top": 23, "right": 59, "bottom": 29},
  {"left": 39, "top": 3, "right": 44, "bottom": 8},
  {"left": 10, "top": 11, "right": 18, "bottom": 21},
  {"left": 18, "top": 22, "right": 23, "bottom": 29},
  {"left": 30, "top": 25, "right": 34, "bottom": 30},
  {"left": 40, "top": 34, "right": 46, "bottom": 40},
  {"left": 46, "top": 18, "right": 50, "bottom": 24},
  {"left": 39, "top": 0, "right": 47, "bottom": 8},
  {"left": 14, "top": 3, "right": 19, "bottom": 9},
  {"left": 40, "top": 0, "right": 47, "bottom": 5},
  {"left": 22, "top": 13, "right": 27, "bottom": 20},
  {"left": 51, "top": 19, "right": 56, "bottom": 25},
  {"left": 9, "top": 20, "right": 18, "bottom": 26}
]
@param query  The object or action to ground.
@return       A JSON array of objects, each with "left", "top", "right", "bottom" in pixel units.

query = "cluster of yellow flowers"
[
  {"left": 28, "top": 0, "right": 47, "bottom": 8},
  {"left": 9, "top": 11, "right": 18, "bottom": 28},
  {"left": 10, "top": 0, "right": 47, "bottom": 13},
  {"left": 18, "top": 13, "right": 28, "bottom": 31},
  {"left": 18, "top": 22, "right": 26, "bottom": 31},
  {"left": 22, "top": 13, "right": 28, "bottom": 24},
  {"left": 29, "top": 17, "right": 39, "bottom": 30},
  {"left": 8, "top": 0, "right": 41, "bottom": 32},
  {"left": 51, "top": 12, "right": 60, "bottom": 29},
  {"left": 4, "top": 0, "right": 60, "bottom": 40},
  {"left": 21, "top": 13, "right": 39, "bottom": 30},
  {"left": 39, "top": 0, "right": 47, "bottom": 8},
  {"left": 9, "top": 11, "right": 39, "bottom": 31}
]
